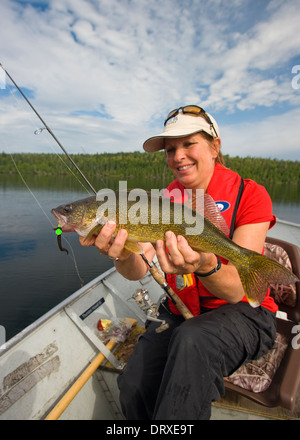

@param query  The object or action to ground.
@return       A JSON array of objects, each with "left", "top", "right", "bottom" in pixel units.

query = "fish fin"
[
  {"left": 124, "top": 239, "right": 143, "bottom": 254},
  {"left": 237, "top": 251, "right": 299, "bottom": 307},
  {"left": 185, "top": 192, "right": 229, "bottom": 236},
  {"left": 83, "top": 224, "right": 103, "bottom": 242},
  {"left": 203, "top": 194, "right": 229, "bottom": 236},
  {"left": 162, "top": 188, "right": 229, "bottom": 235}
]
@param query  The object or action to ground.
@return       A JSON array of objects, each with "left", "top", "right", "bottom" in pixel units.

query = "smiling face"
[{"left": 165, "top": 132, "right": 221, "bottom": 191}]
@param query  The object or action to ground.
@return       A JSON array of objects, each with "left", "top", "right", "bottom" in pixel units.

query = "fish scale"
[{"left": 52, "top": 191, "right": 298, "bottom": 307}]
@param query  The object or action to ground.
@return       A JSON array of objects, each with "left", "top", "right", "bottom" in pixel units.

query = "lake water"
[{"left": 0, "top": 174, "right": 299, "bottom": 341}]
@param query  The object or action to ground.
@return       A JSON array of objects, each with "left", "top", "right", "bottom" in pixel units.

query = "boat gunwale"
[
  {"left": 1, "top": 219, "right": 299, "bottom": 357},
  {"left": 276, "top": 218, "right": 300, "bottom": 228},
  {"left": 0, "top": 266, "right": 117, "bottom": 357}
]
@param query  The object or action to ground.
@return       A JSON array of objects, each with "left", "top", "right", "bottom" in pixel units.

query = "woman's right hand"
[{"left": 79, "top": 220, "right": 156, "bottom": 280}]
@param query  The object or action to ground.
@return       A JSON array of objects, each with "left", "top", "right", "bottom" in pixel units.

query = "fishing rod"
[
  {"left": 1, "top": 63, "right": 194, "bottom": 323},
  {"left": 0, "top": 63, "right": 97, "bottom": 194},
  {"left": 140, "top": 254, "right": 194, "bottom": 321}
]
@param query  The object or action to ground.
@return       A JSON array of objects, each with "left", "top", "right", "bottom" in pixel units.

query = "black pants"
[{"left": 117, "top": 302, "right": 276, "bottom": 420}]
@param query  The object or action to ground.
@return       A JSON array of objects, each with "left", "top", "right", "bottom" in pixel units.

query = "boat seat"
[
  {"left": 101, "top": 238, "right": 300, "bottom": 411},
  {"left": 224, "top": 237, "right": 300, "bottom": 410}
]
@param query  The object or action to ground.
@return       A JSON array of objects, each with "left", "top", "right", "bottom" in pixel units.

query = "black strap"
[
  {"left": 229, "top": 178, "right": 244, "bottom": 240},
  {"left": 194, "top": 255, "right": 222, "bottom": 277}
]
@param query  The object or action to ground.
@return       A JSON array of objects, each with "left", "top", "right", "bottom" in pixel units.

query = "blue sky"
[{"left": 0, "top": 0, "right": 300, "bottom": 160}]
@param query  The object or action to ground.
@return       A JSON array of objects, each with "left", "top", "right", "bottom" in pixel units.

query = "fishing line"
[
  {"left": 2, "top": 78, "right": 94, "bottom": 196},
  {"left": 0, "top": 63, "right": 112, "bottom": 288},
  {"left": 1, "top": 76, "right": 86, "bottom": 285},
  {"left": 0, "top": 62, "right": 97, "bottom": 194},
  {"left": 8, "top": 153, "right": 85, "bottom": 286},
  {"left": 34, "top": 128, "right": 94, "bottom": 195},
  {"left": 9, "top": 153, "right": 53, "bottom": 227},
  {"left": 1, "top": 65, "right": 196, "bottom": 319}
]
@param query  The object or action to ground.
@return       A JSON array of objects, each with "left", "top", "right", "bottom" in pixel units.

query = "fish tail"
[{"left": 236, "top": 250, "right": 299, "bottom": 308}]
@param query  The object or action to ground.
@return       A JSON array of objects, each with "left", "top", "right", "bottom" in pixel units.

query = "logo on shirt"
[{"left": 215, "top": 201, "right": 230, "bottom": 212}]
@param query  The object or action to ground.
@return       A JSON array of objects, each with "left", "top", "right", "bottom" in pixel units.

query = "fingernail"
[
  {"left": 107, "top": 220, "right": 116, "bottom": 228},
  {"left": 165, "top": 231, "right": 173, "bottom": 239},
  {"left": 118, "top": 229, "right": 127, "bottom": 238}
]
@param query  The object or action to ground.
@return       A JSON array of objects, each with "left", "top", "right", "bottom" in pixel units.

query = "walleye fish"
[{"left": 51, "top": 191, "right": 298, "bottom": 307}]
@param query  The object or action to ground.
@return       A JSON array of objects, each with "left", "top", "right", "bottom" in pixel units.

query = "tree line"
[{"left": 1, "top": 152, "right": 299, "bottom": 186}]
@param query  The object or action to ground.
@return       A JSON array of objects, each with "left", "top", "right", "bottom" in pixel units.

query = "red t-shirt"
[{"left": 165, "top": 164, "right": 278, "bottom": 314}]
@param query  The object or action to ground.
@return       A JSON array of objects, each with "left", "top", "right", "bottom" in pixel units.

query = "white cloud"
[
  {"left": 221, "top": 108, "right": 300, "bottom": 160},
  {"left": 0, "top": 0, "right": 299, "bottom": 160},
  {"left": 203, "top": 0, "right": 300, "bottom": 111}
]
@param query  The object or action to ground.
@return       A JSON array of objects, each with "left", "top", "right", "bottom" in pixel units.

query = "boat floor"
[
  {"left": 100, "top": 325, "right": 300, "bottom": 420},
  {"left": 2, "top": 218, "right": 300, "bottom": 421},
  {"left": 212, "top": 389, "right": 300, "bottom": 420}
]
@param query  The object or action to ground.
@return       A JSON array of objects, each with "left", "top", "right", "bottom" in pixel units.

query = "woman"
[{"left": 80, "top": 106, "right": 277, "bottom": 420}]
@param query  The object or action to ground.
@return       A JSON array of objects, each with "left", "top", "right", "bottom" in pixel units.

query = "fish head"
[{"left": 51, "top": 196, "right": 99, "bottom": 235}]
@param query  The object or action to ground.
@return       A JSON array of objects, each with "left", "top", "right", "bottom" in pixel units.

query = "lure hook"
[{"left": 55, "top": 225, "right": 69, "bottom": 255}]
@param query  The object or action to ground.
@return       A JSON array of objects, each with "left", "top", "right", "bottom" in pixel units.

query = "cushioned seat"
[{"left": 224, "top": 237, "right": 300, "bottom": 410}]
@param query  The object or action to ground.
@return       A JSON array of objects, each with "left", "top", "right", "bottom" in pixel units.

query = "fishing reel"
[{"left": 131, "top": 289, "right": 169, "bottom": 333}]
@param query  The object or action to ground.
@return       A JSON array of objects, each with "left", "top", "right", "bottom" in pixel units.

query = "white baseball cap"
[{"left": 143, "top": 107, "right": 220, "bottom": 153}]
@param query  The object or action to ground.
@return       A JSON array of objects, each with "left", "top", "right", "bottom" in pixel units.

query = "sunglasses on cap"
[{"left": 164, "top": 105, "right": 219, "bottom": 138}]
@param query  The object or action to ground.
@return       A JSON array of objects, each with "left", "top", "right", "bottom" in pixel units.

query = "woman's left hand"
[{"left": 155, "top": 231, "right": 216, "bottom": 275}]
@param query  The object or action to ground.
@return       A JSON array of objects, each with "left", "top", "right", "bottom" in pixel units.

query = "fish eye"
[{"left": 63, "top": 204, "right": 72, "bottom": 213}]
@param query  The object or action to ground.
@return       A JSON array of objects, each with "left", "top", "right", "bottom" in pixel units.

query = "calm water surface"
[{"left": 0, "top": 174, "right": 299, "bottom": 341}]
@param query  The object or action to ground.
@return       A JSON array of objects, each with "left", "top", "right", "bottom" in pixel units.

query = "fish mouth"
[{"left": 51, "top": 209, "right": 76, "bottom": 232}]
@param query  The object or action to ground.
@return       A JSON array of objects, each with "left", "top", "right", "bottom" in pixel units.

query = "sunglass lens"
[
  {"left": 183, "top": 106, "right": 202, "bottom": 114},
  {"left": 165, "top": 109, "right": 178, "bottom": 120}
]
